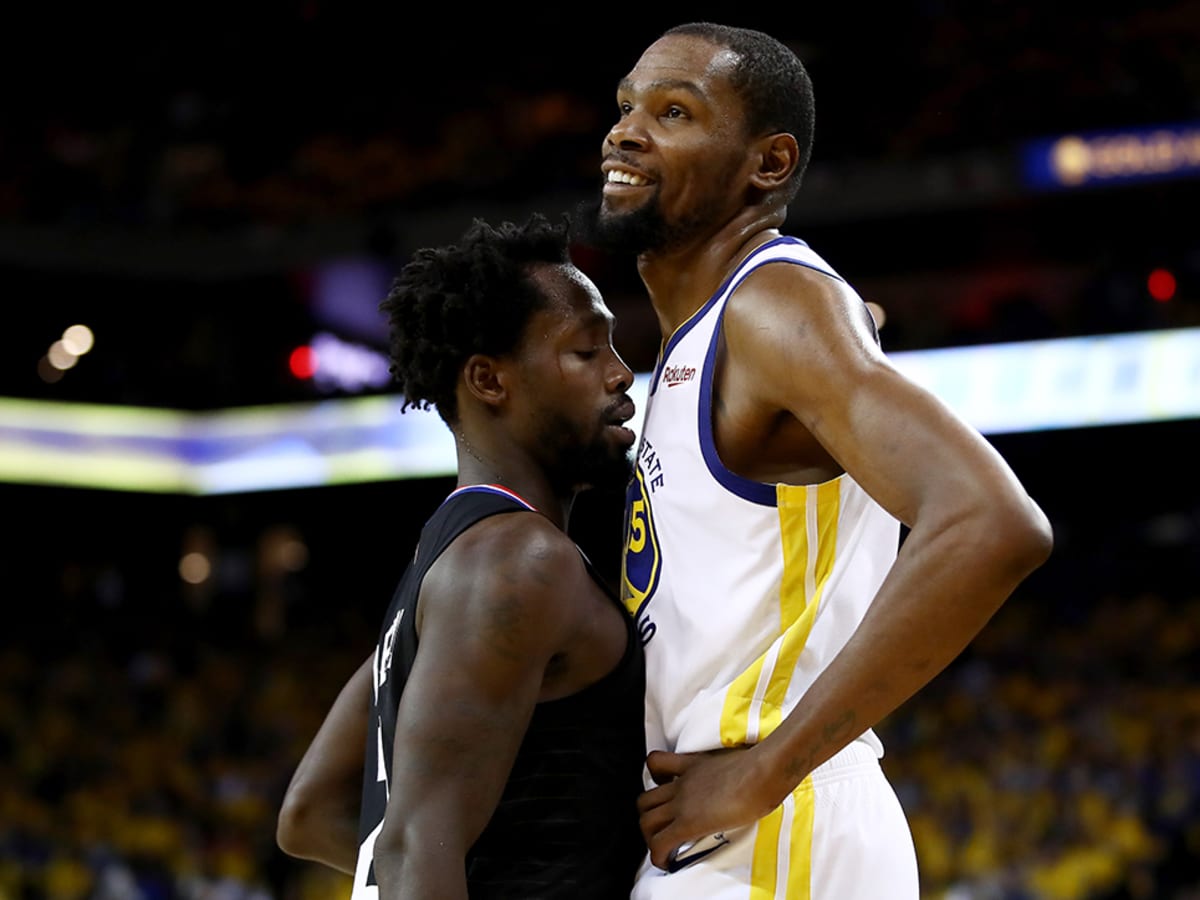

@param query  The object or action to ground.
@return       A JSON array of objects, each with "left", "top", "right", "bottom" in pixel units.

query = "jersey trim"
[
  {"left": 695, "top": 247, "right": 849, "bottom": 506},
  {"left": 649, "top": 236, "right": 798, "bottom": 399},
  {"left": 442, "top": 483, "right": 538, "bottom": 511}
]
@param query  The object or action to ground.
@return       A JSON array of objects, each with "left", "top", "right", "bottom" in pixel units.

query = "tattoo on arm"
[{"left": 784, "top": 709, "right": 859, "bottom": 782}]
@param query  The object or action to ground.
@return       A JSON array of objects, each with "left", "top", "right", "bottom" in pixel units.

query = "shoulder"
[
  {"left": 720, "top": 254, "right": 890, "bottom": 412},
  {"left": 421, "top": 511, "right": 589, "bottom": 639},
  {"left": 727, "top": 255, "right": 874, "bottom": 341},
  {"left": 449, "top": 510, "right": 583, "bottom": 580}
]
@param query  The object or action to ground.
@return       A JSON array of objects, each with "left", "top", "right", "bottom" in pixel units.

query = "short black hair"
[
  {"left": 663, "top": 22, "right": 815, "bottom": 201},
  {"left": 379, "top": 213, "right": 572, "bottom": 424}
]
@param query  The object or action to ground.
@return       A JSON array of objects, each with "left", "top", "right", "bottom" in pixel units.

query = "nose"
[
  {"left": 605, "top": 115, "right": 649, "bottom": 153},
  {"left": 609, "top": 352, "right": 634, "bottom": 394}
]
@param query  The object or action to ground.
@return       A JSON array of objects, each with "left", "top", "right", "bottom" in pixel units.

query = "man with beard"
[
  {"left": 276, "top": 214, "right": 647, "bottom": 899},
  {"left": 573, "top": 22, "right": 1054, "bottom": 900}
]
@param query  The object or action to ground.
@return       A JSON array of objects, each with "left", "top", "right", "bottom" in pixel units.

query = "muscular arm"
[
  {"left": 371, "top": 514, "right": 583, "bottom": 899},
  {"left": 639, "top": 263, "right": 1054, "bottom": 866},
  {"left": 276, "top": 652, "right": 373, "bottom": 874}
]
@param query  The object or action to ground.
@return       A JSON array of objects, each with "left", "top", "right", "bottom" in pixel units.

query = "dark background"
[{"left": 2, "top": 3, "right": 1199, "bottom": 898}]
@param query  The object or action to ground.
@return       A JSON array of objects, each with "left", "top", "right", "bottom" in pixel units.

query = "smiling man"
[
  {"left": 575, "top": 21, "right": 1054, "bottom": 900},
  {"left": 276, "top": 214, "right": 648, "bottom": 899}
]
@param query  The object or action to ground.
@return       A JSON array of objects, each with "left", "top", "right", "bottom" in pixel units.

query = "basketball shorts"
[{"left": 630, "top": 739, "right": 919, "bottom": 900}]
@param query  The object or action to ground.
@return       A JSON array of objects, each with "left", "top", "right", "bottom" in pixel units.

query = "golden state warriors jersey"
[{"left": 621, "top": 236, "right": 901, "bottom": 761}]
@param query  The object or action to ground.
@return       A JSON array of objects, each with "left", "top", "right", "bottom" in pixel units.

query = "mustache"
[{"left": 604, "top": 394, "right": 636, "bottom": 424}]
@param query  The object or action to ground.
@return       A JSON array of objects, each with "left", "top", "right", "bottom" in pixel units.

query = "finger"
[
  {"left": 649, "top": 826, "right": 682, "bottom": 871},
  {"left": 636, "top": 781, "right": 675, "bottom": 813},
  {"left": 645, "top": 750, "right": 690, "bottom": 783},
  {"left": 638, "top": 800, "right": 675, "bottom": 845}
]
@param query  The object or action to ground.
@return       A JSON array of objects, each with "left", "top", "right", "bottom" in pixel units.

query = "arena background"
[{"left": 2, "top": 3, "right": 1199, "bottom": 898}]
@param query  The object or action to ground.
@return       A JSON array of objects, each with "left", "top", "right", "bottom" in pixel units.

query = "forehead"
[
  {"left": 623, "top": 33, "right": 741, "bottom": 97},
  {"left": 526, "top": 263, "right": 611, "bottom": 330}
]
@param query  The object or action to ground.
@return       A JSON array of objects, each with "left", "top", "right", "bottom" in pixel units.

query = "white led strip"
[{"left": 1, "top": 327, "right": 1197, "bottom": 495}]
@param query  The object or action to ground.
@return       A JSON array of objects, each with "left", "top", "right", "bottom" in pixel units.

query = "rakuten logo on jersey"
[{"left": 662, "top": 364, "right": 696, "bottom": 387}]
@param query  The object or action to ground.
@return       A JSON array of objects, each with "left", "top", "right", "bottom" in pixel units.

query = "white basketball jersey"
[{"left": 621, "top": 236, "right": 901, "bottom": 760}]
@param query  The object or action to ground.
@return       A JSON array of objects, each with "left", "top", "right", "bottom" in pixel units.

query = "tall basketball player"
[{"left": 575, "top": 21, "right": 1054, "bottom": 900}]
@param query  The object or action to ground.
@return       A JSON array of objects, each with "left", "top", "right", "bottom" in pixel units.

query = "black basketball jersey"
[{"left": 351, "top": 484, "right": 647, "bottom": 899}]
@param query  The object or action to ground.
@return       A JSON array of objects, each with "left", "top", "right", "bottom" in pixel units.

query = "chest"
[{"left": 647, "top": 324, "right": 839, "bottom": 485}]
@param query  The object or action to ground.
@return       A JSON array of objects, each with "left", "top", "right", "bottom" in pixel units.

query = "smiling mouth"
[{"left": 606, "top": 169, "right": 651, "bottom": 187}]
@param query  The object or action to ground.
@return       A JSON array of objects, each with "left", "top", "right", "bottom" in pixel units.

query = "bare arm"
[
  {"left": 639, "top": 264, "right": 1053, "bottom": 866},
  {"left": 277, "top": 652, "right": 373, "bottom": 874},
  {"left": 371, "top": 514, "right": 583, "bottom": 899}
]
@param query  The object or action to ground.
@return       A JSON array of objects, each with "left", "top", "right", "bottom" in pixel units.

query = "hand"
[{"left": 637, "top": 746, "right": 783, "bottom": 870}]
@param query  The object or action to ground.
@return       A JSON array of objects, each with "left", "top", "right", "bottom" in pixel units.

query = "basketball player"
[
  {"left": 573, "top": 22, "right": 1054, "bottom": 899},
  {"left": 276, "top": 214, "right": 647, "bottom": 898}
]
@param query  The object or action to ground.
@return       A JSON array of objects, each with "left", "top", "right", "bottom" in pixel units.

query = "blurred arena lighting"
[
  {"left": 1, "top": 326, "right": 1198, "bottom": 494},
  {"left": 61, "top": 324, "right": 95, "bottom": 356},
  {"left": 288, "top": 333, "right": 392, "bottom": 392},
  {"left": 259, "top": 525, "right": 309, "bottom": 574},
  {"left": 46, "top": 341, "right": 79, "bottom": 371},
  {"left": 288, "top": 345, "right": 317, "bottom": 380},
  {"left": 36, "top": 357, "right": 65, "bottom": 384},
  {"left": 179, "top": 551, "right": 212, "bottom": 585},
  {"left": 1148, "top": 268, "right": 1177, "bottom": 303},
  {"left": 39, "top": 324, "right": 96, "bottom": 383},
  {"left": 308, "top": 331, "right": 393, "bottom": 394}
]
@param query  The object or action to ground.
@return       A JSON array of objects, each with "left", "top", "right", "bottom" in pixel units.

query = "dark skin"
[
  {"left": 600, "top": 33, "right": 1054, "bottom": 869},
  {"left": 276, "top": 263, "right": 638, "bottom": 898}
]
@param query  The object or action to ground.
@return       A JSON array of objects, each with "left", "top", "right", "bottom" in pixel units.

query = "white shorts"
[{"left": 631, "top": 739, "right": 918, "bottom": 900}]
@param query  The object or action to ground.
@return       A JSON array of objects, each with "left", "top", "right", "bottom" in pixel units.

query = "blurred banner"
[
  {"left": 1022, "top": 120, "right": 1200, "bottom": 190},
  {"left": 2, "top": 327, "right": 1198, "bottom": 495}
]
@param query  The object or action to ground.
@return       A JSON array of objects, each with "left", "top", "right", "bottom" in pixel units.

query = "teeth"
[{"left": 607, "top": 169, "right": 649, "bottom": 186}]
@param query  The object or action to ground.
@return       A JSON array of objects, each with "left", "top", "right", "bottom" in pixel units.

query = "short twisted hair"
[
  {"left": 664, "top": 22, "right": 815, "bottom": 201},
  {"left": 379, "top": 213, "right": 572, "bottom": 424}
]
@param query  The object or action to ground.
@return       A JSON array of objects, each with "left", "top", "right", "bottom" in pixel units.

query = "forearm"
[
  {"left": 277, "top": 654, "right": 372, "bottom": 872},
  {"left": 374, "top": 818, "right": 471, "bottom": 900}
]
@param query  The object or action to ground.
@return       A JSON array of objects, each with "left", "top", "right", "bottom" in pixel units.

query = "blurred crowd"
[
  {"left": 3, "top": 508, "right": 1198, "bottom": 899},
  {"left": 4, "top": 3, "right": 1199, "bottom": 234}
]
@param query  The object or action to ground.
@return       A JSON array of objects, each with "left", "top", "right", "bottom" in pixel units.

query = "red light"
[
  {"left": 289, "top": 345, "right": 317, "bottom": 379},
  {"left": 1147, "top": 268, "right": 1176, "bottom": 302}
]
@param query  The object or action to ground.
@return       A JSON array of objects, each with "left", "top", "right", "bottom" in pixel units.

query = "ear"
[
  {"left": 462, "top": 353, "right": 509, "bottom": 408},
  {"left": 748, "top": 132, "right": 799, "bottom": 193}
]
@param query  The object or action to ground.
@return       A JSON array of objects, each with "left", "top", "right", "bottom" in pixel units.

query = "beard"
[
  {"left": 572, "top": 194, "right": 673, "bottom": 256},
  {"left": 537, "top": 409, "right": 636, "bottom": 496},
  {"left": 572, "top": 187, "right": 724, "bottom": 257}
]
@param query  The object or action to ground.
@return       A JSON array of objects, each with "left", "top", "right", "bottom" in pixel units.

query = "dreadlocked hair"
[{"left": 379, "top": 212, "right": 573, "bottom": 424}]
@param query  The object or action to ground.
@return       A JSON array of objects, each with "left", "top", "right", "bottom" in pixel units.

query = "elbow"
[
  {"left": 985, "top": 495, "right": 1054, "bottom": 581},
  {"left": 1011, "top": 496, "right": 1054, "bottom": 573},
  {"left": 276, "top": 788, "right": 315, "bottom": 860}
]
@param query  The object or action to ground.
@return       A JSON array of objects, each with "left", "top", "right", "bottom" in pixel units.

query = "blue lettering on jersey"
[{"left": 639, "top": 438, "right": 665, "bottom": 492}]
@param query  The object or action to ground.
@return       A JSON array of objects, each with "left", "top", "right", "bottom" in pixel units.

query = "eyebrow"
[{"left": 617, "top": 77, "right": 706, "bottom": 101}]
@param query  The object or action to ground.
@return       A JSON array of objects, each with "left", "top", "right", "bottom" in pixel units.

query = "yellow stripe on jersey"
[
  {"left": 786, "top": 780, "right": 817, "bottom": 899},
  {"left": 748, "top": 780, "right": 817, "bottom": 900},
  {"left": 718, "top": 481, "right": 842, "bottom": 747},
  {"left": 749, "top": 802, "right": 785, "bottom": 899}
]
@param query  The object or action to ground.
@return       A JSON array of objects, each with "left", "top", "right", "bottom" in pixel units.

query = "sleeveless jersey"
[
  {"left": 621, "top": 236, "right": 901, "bottom": 761},
  {"left": 352, "top": 484, "right": 647, "bottom": 899}
]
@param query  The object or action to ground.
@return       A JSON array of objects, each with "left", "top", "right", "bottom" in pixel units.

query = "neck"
[
  {"left": 637, "top": 210, "right": 785, "bottom": 337},
  {"left": 454, "top": 432, "right": 572, "bottom": 530}
]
